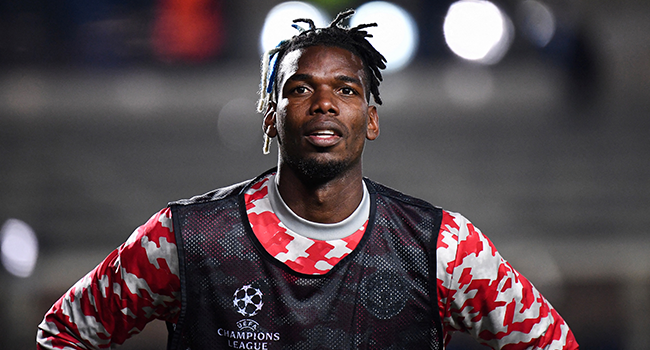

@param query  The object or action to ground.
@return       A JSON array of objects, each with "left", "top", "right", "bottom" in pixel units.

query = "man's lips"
[
  {"left": 306, "top": 129, "right": 341, "bottom": 147},
  {"left": 311, "top": 130, "right": 337, "bottom": 138},
  {"left": 302, "top": 119, "right": 345, "bottom": 148}
]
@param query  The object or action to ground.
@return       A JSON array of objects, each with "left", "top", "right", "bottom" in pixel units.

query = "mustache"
[{"left": 302, "top": 117, "right": 346, "bottom": 137}]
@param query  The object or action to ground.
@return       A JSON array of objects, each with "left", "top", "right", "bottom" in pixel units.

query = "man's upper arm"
[
  {"left": 436, "top": 210, "right": 578, "bottom": 349},
  {"left": 36, "top": 208, "right": 181, "bottom": 349}
]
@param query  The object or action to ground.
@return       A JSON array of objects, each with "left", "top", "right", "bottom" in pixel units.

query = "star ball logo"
[
  {"left": 220, "top": 284, "right": 281, "bottom": 348},
  {"left": 233, "top": 284, "right": 264, "bottom": 317}
]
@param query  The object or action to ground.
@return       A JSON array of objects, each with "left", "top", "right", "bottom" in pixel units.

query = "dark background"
[{"left": 1, "top": 0, "right": 649, "bottom": 349}]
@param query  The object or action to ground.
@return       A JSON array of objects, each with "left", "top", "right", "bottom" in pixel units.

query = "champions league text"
[{"left": 218, "top": 328, "right": 281, "bottom": 349}]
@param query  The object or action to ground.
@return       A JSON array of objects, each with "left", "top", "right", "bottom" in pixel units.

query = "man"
[{"left": 37, "top": 10, "right": 578, "bottom": 350}]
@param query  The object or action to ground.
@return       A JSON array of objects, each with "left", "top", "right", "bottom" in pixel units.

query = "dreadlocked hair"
[{"left": 258, "top": 9, "right": 387, "bottom": 154}]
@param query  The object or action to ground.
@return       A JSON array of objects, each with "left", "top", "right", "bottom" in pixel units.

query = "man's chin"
[{"left": 292, "top": 157, "right": 348, "bottom": 185}]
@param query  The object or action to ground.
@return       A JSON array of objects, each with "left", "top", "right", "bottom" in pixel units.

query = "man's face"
[{"left": 264, "top": 45, "right": 379, "bottom": 182}]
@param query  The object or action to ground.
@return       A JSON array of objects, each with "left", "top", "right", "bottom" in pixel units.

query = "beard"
[{"left": 286, "top": 155, "right": 350, "bottom": 186}]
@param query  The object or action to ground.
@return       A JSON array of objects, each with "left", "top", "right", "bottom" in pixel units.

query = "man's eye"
[
  {"left": 293, "top": 86, "right": 308, "bottom": 94},
  {"left": 340, "top": 87, "right": 356, "bottom": 95}
]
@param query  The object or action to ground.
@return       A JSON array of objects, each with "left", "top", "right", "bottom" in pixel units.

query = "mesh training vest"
[{"left": 168, "top": 170, "right": 444, "bottom": 350}]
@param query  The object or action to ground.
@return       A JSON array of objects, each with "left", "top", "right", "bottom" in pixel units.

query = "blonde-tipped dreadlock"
[{"left": 257, "top": 9, "right": 387, "bottom": 154}]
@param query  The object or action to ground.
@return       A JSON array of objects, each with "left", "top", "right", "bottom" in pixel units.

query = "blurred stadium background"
[{"left": 1, "top": 0, "right": 649, "bottom": 348}]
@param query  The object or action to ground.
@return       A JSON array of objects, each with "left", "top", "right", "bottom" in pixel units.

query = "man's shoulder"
[
  {"left": 168, "top": 169, "right": 276, "bottom": 207},
  {"left": 168, "top": 179, "right": 250, "bottom": 207},
  {"left": 364, "top": 178, "right": 439, "bottom": 211}
]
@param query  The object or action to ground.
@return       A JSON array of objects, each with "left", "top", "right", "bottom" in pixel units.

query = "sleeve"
[
  {"left": 436, "top": 210, "right": 578, "bottom": 349},
  {"left": 36, "top": 208, "right": 181, "bottom": 350}
]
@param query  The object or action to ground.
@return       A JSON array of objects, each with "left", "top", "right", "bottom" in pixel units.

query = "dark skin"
[{"left": 263, "top": 45, "right": 380, "bottom": 224}]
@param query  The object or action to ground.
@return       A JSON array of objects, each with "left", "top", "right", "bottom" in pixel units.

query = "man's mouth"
[
  {"left": 312, "top": 130, "right": 337, "bottom": 138},
  {"left": 306, "top": 129, "right": 341, "bottom": 147}
]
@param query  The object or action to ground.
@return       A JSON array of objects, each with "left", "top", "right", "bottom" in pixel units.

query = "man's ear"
[
  {"left": 263, "top": 102, "right": 277, "bottom": 138},
  {"left": 366, "top": 105, "right": 379, "bottom": 140}
]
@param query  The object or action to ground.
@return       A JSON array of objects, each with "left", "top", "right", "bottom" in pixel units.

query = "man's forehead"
[{"left": 277, "top": 46, "right": 366, "bottom": 83}]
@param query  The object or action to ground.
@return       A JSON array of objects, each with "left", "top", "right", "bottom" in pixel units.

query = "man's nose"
[{"left": 310, "top": 89, "right": 339, "bottom": 115}]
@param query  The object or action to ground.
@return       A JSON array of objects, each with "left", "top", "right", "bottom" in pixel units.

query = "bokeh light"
[
  {"left": 350, "top": 1, "right": 419, "bottom": 73},
  {"left": 443, "top": 0, "right": 514, "bottom": 64},
  {"left": 1, "top": 219, "right": 39, "bottom": 278},
  {"left": 217, "top": 98, "right": 261, "bottom": 151},
  {"left": 516, "top": 0, "right": 556, "bottom": 48},
  {"left": 259, "top": 1, "right": 329, "bottom": 54}
]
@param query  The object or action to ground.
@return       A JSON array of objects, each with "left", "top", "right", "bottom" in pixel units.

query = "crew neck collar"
[{"left": 267, "top": 174, "right": 370, "bottom": 240}]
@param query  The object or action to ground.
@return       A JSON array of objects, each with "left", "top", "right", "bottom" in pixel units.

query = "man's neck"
[{"left": 275, "top": 164, "right": 365, "bottom": 224}]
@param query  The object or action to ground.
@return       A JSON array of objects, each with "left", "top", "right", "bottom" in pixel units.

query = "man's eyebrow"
[
  {"left": 336, "top": 75, "right": 362, "bottom": 85},
  {"left": 285, "top": 73, "right": 362, "bottom": 85},
  {"left": 286, "top": 73, "right": 312, "bottom": 83}
]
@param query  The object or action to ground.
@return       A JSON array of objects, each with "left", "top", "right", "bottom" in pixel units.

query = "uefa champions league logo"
[
  {"left": 218, "top": 284, "right": 280, "bottom": 346},
  {"left": 233, "top": 284, "right": 264, "bottom": 317}
]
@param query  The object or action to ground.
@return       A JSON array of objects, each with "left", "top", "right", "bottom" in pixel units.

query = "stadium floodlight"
[
  {"left": 443, "top": 0, "right": 514, "bottom": 65},
  {"left": 1, "top": 218, "right": 39, "bottom": 278},
  {"left": 260, "top": 1, "right": 329, "bottom": 54},
  {"left": 350, "top": 1, "right": 419, "bottom": 73},
  {"left": 516, "top": 0, "right": 556, "bottom": 48}
]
